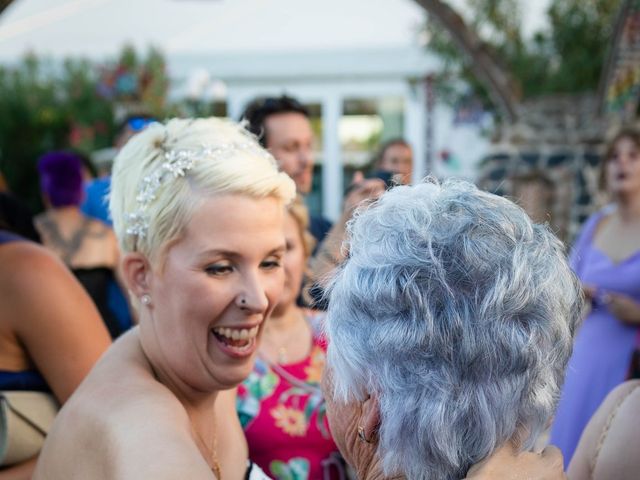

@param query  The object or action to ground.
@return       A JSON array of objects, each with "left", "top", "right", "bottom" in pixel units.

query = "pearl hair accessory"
[{"left": 125, "top": 142, "right": 274, "bottom": 240}]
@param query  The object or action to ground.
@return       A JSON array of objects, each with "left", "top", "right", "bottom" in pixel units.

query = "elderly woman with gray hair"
[{"left": 321, "top": 180, "right": 582, "bottom": 480}]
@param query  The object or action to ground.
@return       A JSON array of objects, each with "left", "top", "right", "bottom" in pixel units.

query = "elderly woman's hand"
[{"left": 465, "top": 444, "right": 566, "bottom": 480}]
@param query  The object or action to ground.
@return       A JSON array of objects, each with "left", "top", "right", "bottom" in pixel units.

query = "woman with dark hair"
[
  {"left": 34, "top": 151, "right": 126, "bottom": 338},
  {"left": 550, "top": 127, "right": 640, "bottom": 466}
]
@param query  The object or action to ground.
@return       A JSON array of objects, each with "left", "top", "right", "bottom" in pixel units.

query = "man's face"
[
  {"left": 378, "top": 143, "right": 413, "bottom": 185},
  {"left": 264, "top": 112, "right": 315, "bottom": 194}
]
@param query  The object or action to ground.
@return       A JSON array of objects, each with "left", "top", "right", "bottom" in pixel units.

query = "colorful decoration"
[
  {"left": 96, "top": 45, "right": 168, "bottom": 117},
  {"left": 604, "top": 0, "right": 640, "bottom": 120}
]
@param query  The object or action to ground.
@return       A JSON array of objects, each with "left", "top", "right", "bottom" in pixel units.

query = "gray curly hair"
[{"left": 324, "top": 179, "right": 582, "bottom": 480}]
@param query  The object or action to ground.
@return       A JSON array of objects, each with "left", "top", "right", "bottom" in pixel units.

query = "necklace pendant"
[{"left": 278, "top": 346, "right": 287, "bottom": 364}]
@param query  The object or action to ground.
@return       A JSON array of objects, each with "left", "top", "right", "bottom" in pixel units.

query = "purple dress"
[{"left": 550, "top": 207, "right": 640, "bottom": 467}]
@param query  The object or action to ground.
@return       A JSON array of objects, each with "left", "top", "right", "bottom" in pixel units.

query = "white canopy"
[{"left": 0, "top": 0, "right": 427, "bottom": 61}]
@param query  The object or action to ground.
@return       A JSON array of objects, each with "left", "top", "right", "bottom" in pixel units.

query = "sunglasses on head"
[{"left": 127, "top": 117, "right": 156, "bottom": 132}]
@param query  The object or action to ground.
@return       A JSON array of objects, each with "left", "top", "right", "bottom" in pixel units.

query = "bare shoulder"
[
  {"left": 0, "top": 240, "right": 62, "bottom": 284},
  {"left": 568, "top": 380, "right": 640, "bottom": 480},
  {"left": 0, "top": 241, "right": 72, "bottom": 321},
  {"left": 87, "top": 217, "right": 114, "bottom": 236},
  {"left": 36, "top": 331, "right": 213, "bottom": 479}
]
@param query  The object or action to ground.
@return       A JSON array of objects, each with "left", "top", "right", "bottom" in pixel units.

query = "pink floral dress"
[{"left": 237, "top": 325, "right": 346, "bottom": 480}]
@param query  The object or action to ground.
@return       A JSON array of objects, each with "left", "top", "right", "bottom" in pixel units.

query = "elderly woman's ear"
[
  {"left": 321, "top": 367, "right": 385, "bottom": 477},
  {"left": 359, "top": 395, "right": 380, "bottom": 444}
]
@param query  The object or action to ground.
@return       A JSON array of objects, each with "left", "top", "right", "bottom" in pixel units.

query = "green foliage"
[
  {"left": 0, "top": 54, "right": 109, "bottom": 212},
  {"left": 544, "top": 0, "right": 618, "bottom": 93},
  {"left": 426, "top": 0, "right": 621, "bottom": 108},
  {"left": 97, "top": 45, "right": 169, "bottom": 117},
  {"left": 0, "top": 46, "right": 169, "bottom": 212}
]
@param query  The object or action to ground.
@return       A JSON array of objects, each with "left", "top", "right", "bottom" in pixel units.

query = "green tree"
[
  {"left": 422, "top": 0, "right": 620, "bottom": 110},
  {"left": 0, "top": 54, "right": 86, "bottom": 212},
  {"left": 543, "top": 0, "right": 618, "bottom": 93},
  {"left": 0, "top": 46, "right": 170, "bottom": 212}
]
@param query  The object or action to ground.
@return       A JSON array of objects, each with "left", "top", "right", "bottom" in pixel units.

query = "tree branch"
[
  {"left": 0, "top": 0, "right": 14, "bottom": 16},
  {"left": 413, "top": 0, "right": 521, "bottom": 121}
]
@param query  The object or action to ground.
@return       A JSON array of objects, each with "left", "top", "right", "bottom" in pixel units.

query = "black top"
[
  {"left": 0, "top": 193, "right": 41, "bottom": 243},
  {"left": 309, "top": 214, "right": 332, "bottom": 254},
  {"left": 73, "top": 266, "right": 123, "bottom": 339}
]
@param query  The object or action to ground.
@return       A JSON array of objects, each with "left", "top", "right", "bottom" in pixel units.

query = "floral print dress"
[{"left": 237, "top": 324, "right": 345, "bottom": 480}]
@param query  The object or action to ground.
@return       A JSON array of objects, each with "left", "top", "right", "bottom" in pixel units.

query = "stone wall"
[
  {"left": 477, "top": 144, "right": 605, "bottom": 245},
  {"left": 476, "top": 93, "right": 613, "bottom": 246}
]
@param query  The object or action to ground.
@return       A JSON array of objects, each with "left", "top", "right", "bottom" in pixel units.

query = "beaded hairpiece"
[{"left": 125, "top": 142, "right": 273, "bottom": 239}]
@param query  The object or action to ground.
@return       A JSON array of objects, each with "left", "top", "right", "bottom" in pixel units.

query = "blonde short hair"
[
  {"left": 109, "top": 117, "right": 296, "bottom": 260},
  {"left": 287, "top": 195, "right": 316, "bottom": 260}
]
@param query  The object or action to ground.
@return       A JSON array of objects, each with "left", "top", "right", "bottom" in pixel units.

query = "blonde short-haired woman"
[{"left": 34, "top": 118, "right": 295, "bottom": 479}]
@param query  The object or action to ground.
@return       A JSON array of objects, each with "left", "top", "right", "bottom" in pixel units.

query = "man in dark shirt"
[{"left": 241, "top": 96, "right": 332, "bottom": 247}]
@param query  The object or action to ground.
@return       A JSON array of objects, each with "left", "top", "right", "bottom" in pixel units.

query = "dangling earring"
[
  {"left": 357, "top": 425, "right": 373, "bottom": 444},
  {"left": 141, "top": 294, "right": 152, "bottom": 306}
]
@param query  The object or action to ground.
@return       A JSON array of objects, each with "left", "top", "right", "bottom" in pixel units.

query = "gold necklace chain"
[
  {"left": 190, "top": 415, "right": 222, "bottom": 479},
  {"left": 262, "top": 331, "right": 295, "bottom": 364},
  {"left": 138, "top": 344, "right": 221, "bottom": 478}
]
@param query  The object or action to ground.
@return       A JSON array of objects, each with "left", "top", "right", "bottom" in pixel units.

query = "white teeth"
[{"left": 213, "top": 326, "right": 260, "bottom": 340}]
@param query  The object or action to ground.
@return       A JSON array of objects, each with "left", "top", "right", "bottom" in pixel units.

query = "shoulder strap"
[{"left": 590, "top": 384, "right": 640, "bottom": 477}]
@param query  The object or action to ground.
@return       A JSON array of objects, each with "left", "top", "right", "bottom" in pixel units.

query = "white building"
[{"left": 171, "top": 46, "right": 446, "bottom": 219}]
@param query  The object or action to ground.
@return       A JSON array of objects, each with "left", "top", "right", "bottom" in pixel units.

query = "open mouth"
[{"left": 211, "top": 326, "right": 260, "bottom": 356}]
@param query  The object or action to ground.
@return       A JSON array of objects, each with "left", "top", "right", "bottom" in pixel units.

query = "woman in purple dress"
[{"left": 551, "top": 127, "right": 640, "bottom": 466}]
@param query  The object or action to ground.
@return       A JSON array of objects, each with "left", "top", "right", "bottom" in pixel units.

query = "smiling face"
[
  {"left": 606, "top": 135, "right": 640, "bottom": 197},
  {"left": 142, "top": 193, "right": 286, "bottom": 391},
  {"left": 264, "top": 112, "right": 315, "bottom": 194}
]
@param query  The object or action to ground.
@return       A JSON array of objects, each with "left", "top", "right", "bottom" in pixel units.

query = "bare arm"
[
  {"left": 0, "top": 242, "right": 111, "bottom": 478},
  {"left": 0, "top": 241, "right": 111, "bottom": 402},
  {"left": 602, "top": 293, "right": 640, "bottom": 326}
]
